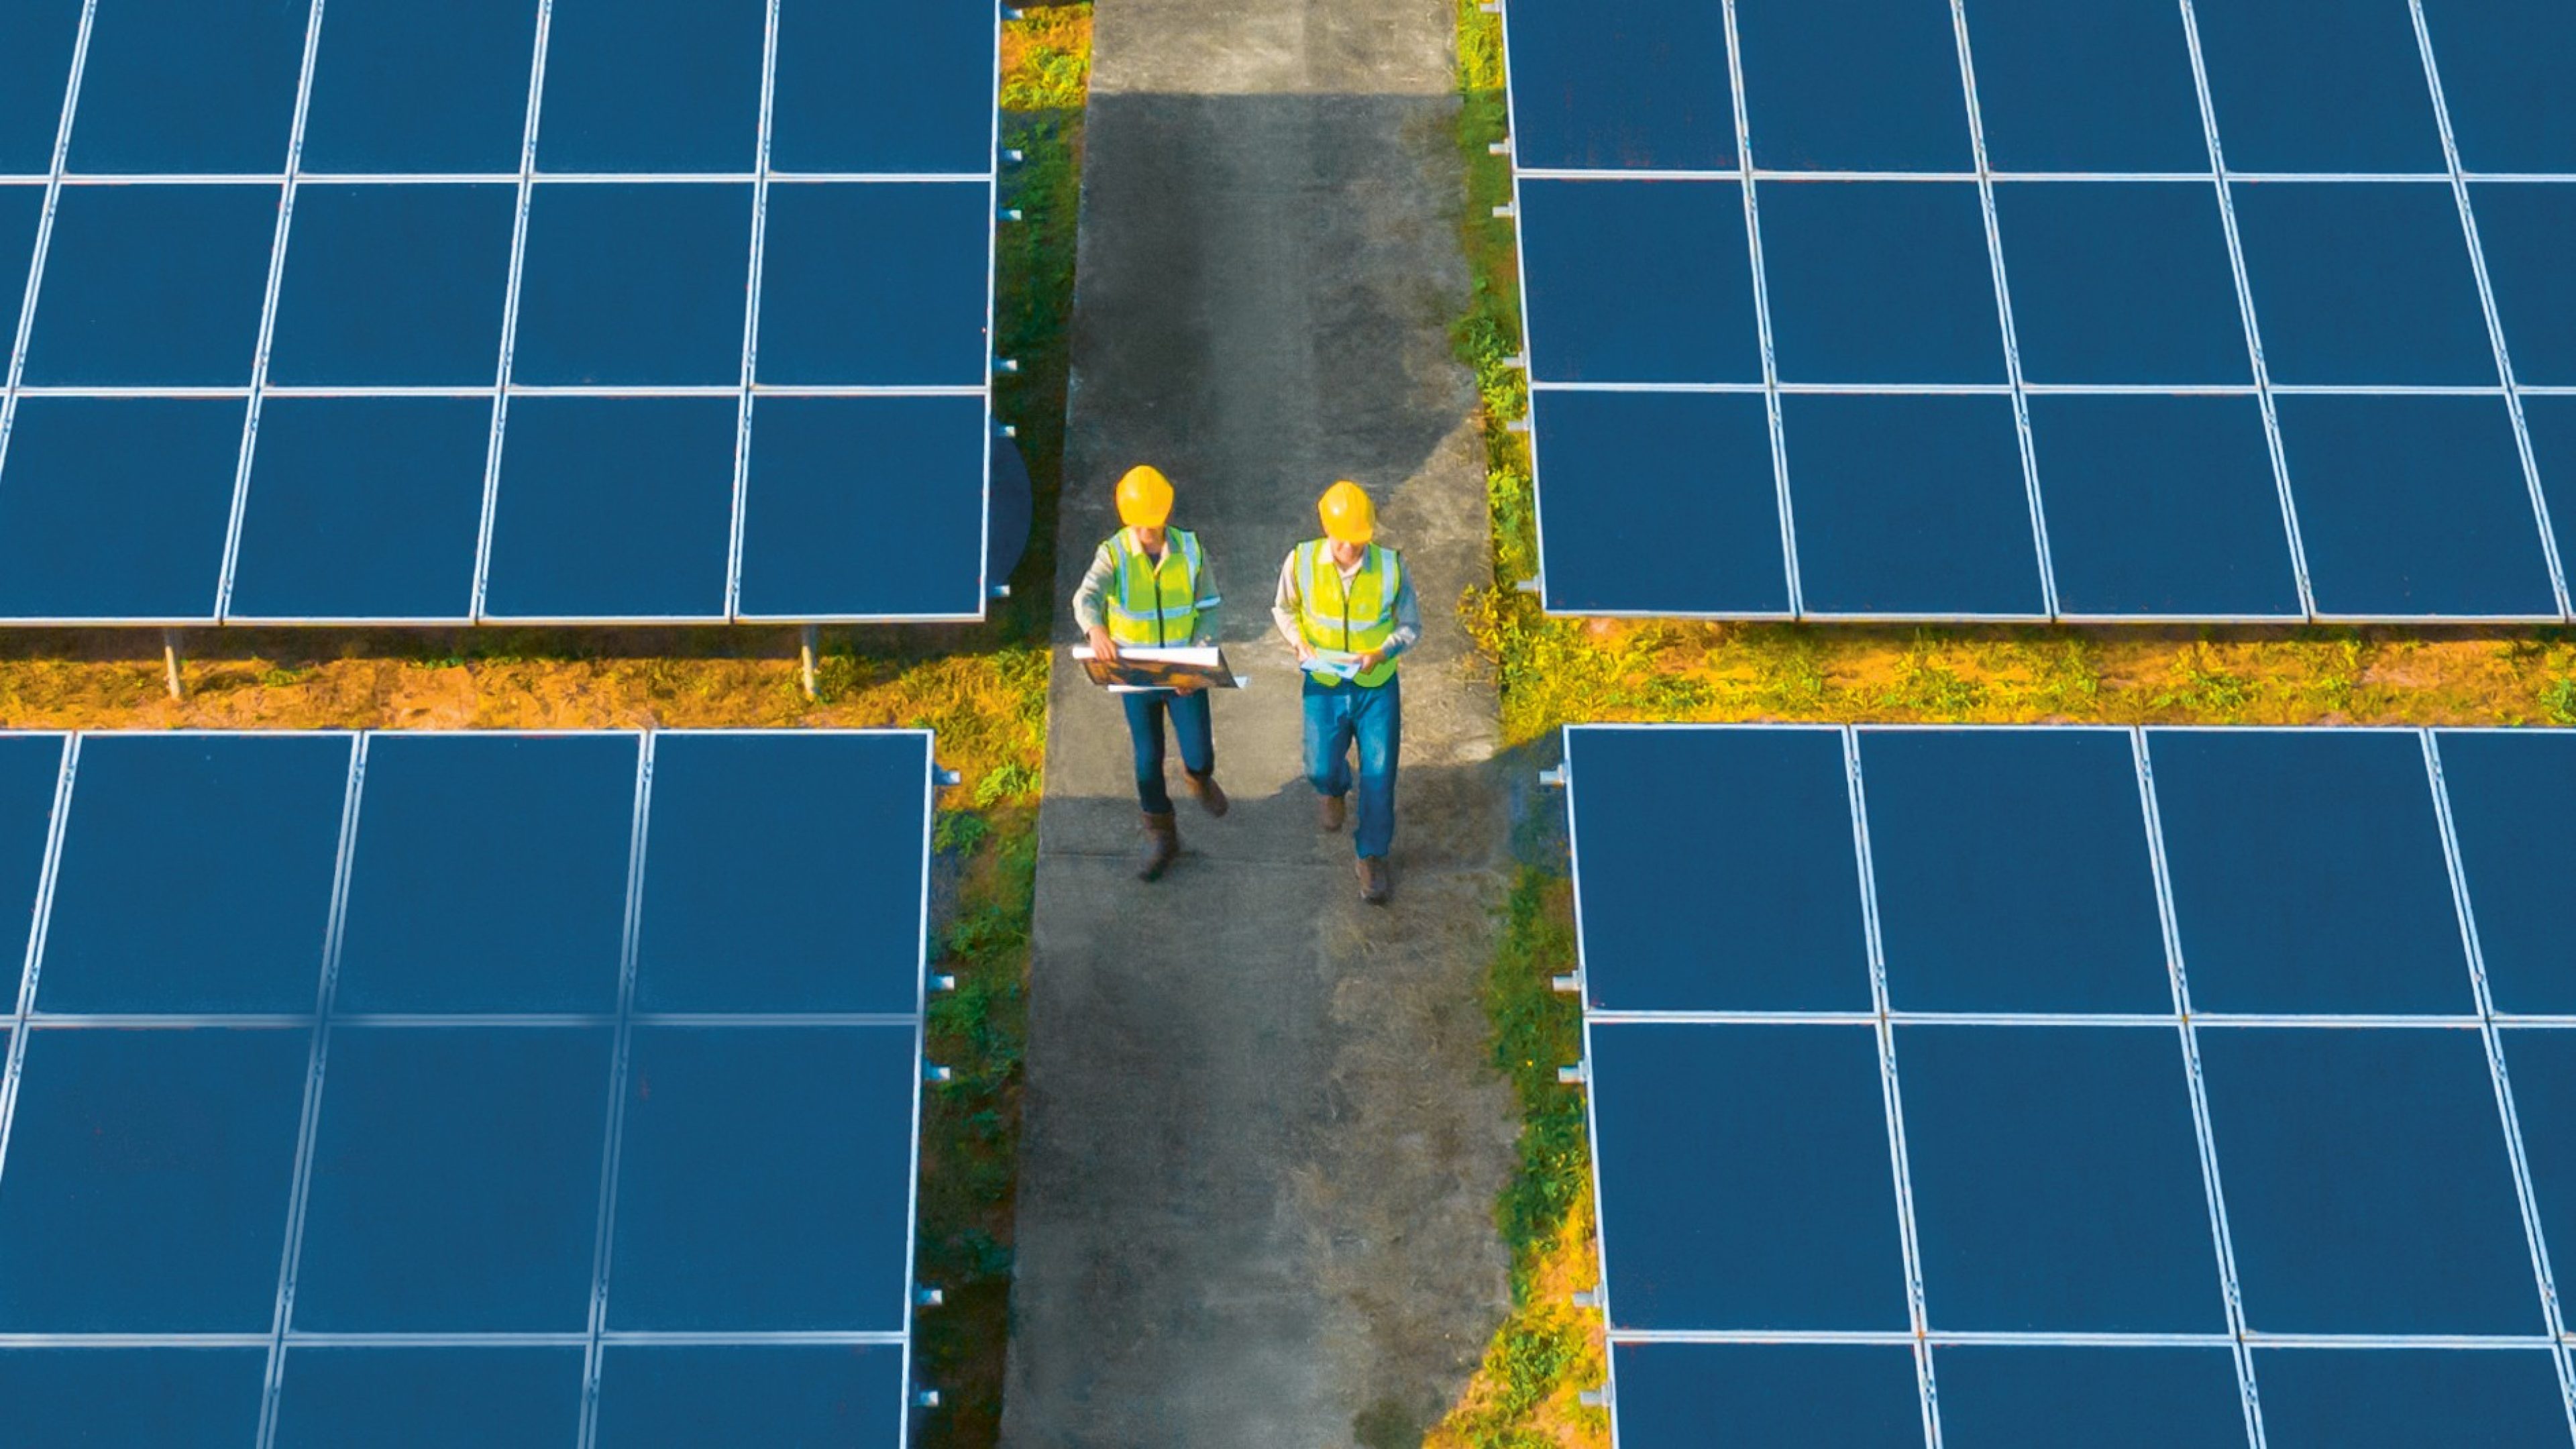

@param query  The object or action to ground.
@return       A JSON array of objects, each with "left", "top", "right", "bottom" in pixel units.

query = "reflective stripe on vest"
[
  {"left": 1105, "top": 528, "right": 1201, "bottom": 647},
  {"left": 1296, "top": 539, "right": 1401, "bottom": 688}
]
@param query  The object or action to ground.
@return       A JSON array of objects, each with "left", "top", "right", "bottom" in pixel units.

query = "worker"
[
  {"left": 1073, "top": 464, "right": 1228, "bottom": 882},
  {"left": 1273, "top": 480, "right": 1419, "bottom": 905}
]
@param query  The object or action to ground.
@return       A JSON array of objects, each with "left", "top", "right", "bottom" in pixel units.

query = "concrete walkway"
[{"left": 1000, "top": 3, "right": 1515, "bottom": 1445}]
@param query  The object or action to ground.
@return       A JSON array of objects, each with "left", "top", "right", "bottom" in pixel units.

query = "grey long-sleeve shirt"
[
  {"left": 1070, "top": 531, "right": 1222, "bottom": 647},
  {"left": 1270, "top": 545, "right": 1421, "bottom": 661}
]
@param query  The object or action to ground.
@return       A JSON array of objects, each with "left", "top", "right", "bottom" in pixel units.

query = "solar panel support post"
[
  {"left": 798, "top": 624, "right": 819, "bottom": 699},
  {"left": 160, "top": 631, "right": 182, "bottom": 701}
]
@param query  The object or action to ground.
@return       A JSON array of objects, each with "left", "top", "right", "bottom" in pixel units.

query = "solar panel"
[
  {"left": 0, "top": 0, "right": 1001, "bottom": 625},
  {"left": 1560, "top": 723, "right": 2576, "bottom": 1448},
  {"left": 0, "top": 729, "right": 936, "bottom": 1447},
  {"left": 1502, "top": 0, "right": 2576, "bottom": 622}
]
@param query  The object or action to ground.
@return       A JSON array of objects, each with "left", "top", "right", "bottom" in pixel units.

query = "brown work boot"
[
  {"left": 1317, "top": 793, "right": 1346, "bottom": 833},
  {"left": 1356, "top": 855, "right": 1390, "bottom": 905},
  {"left": 1184, "top": 769, "right": 1229, "bottom": 818},
  {"left": 1138, "top": 811, "right": 1179, "bottom": 881}
]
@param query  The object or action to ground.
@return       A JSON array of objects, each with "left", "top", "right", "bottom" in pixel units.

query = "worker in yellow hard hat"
[
  {"left": 1073, "top": 464, "right": 1228, "bottom": 881},
  {"left": 1272, "top": 480, "right": 1419, "bottom": 904}
]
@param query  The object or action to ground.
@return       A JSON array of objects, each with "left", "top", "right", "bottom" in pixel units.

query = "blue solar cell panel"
[
  {"left": 1564, "top": 727, "right": 1867, "bottom": 1012},
  {"left": 274, "top": 1348, "right": 586, "bottom": 1449},
  {"left": 1495, "top": 0, "right": 1737, "bottom": 172},
  {"left": 1608, "top": 1343, "right": 1923, "bottom": 1449},
  {"left": 1780, "top": 394, "right": 2044, "bottom": 616},
  {"left": 1758, "top": 181, "right": 2004, "bottom": 384},
  {"left": 64, "top": 0, "right": 305, "bottom": 174},
  {"left": 267, "top": 182, "right": 516, "bottom": 386},
  {"left": 0, "top": 398, "right": 241, "bottom": 623},
  {"left": 39, "top": 735, "right": 351, "bottom": 1012},
  {"left": 533, "top": 0, "right": 765, "bottom": 174},
  {"left": 1530, "top": 390, "right": 1789, "bottom": 615},
  {"left": 227, "top": 396, "right": 490, "bottom": 622},
  {"left": 2192, "top": 0, "right": 2445, "bottom": 174},
  {"left": 2253, "top": 1348, "right": 2572, "bottom": 1448},
  {"left": 335, "top": 735, "right": 637, "bottom": 1013},
  {"left": 2434, "top": 731, "right": 2576, "bottom": 1014},
  {"left": 1859, "top": 729, "right": 2169, "bottom": 1012},
  {"left": 2230, "top": 182, "right": 2494, "bottom": 386},
  {"left": 0, "top": 0, "right": 80, "bottom": 174},
  {"left": 2498, "top": 1030, "right": 2576, "bottom": 1300},
  {"left": 2029, "top": 395, "right": 2301, "bottom": 619},
  {"left": 0, "top": 1348, "right": 268, "bottom": 1449},
  {"left": 2420, "top": 0, "right": 2576, "bottom": 174},
  {"left": 295, "top": 1028, "right": 612, "bottom": 1332},
  {"left": 2524, "top": 396, "right": 2576, "bottom": 575},
  {"left": 771, "top": 0, "right": 997, "bottom": 174},
  {"left": 1733, "top": 0, "right": 1970, "bottom": 172},
  {"left": 2199, "top": 1028, "right": 2538, "bottom": 1335},
  {"left": 0, "top": 184, "right": 39, "bottom": 310},
  {"left": 21, "top": 184, "right": 277, "bottom": 386},
  {"left": 635, "top": 732, "right": 931, "bottom": 1014},
  {"left": 0, "top": 735, "right": 64, "bottom": 933},
  {"left": 0, "top": 1026, "right": 310, "bottom": 1330},
  {"left": 593, "top": 1344, "right": 908, "bottom": 1448},
  {"left": 2147, "top": 730, "right": 2470, "bottom": 1014},
  {"left": 299, "top": 0, "right": 540, "bottom": 174},
  {"left": 1518, "top": 179, "right": 1760, "bottom": 384},
  {"left": 757, "top": 181, "right": 992, "bottom": 386},
  {"left": 511, "top": 183, "right": 751, "bottom": 386},
  {"left": 1992, "top": 181, "right": 2248, "bottom": 385},
  {"left": 1898, "top": 1026, "right": 2220, "bottom": 1332},
  {"left": 2273, "top": 394, "right": 2556, "bottom": 619},
  {"left": 604, "top": 1026, "right": 917, "bottom": 1332},
  {"left": 1932, "top": 1346, "right": 2247, "bottom": 1449},
  {"left": 2469, "top": 181, "right": 2576, "bottom": 386},
  {"left": 480, "top": 396, "right": 737, "bottom": 621},
  {"left": 1959, "top": 0, "right": 2210, "bottom": 173},
  {"left": 1591, "top": 1023, "right": 1907, "bottom": 1330},
  {"left": 737, "top": 395, "right": 989, "bottom": 619}
]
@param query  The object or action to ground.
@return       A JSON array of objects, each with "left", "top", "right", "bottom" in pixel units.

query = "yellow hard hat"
[
  {"left": 1116, "top": 465, "right": 1174, "bottom": 527},
  {"left": 1318, "top": 480, "right": 1374, "bottom": 544}
]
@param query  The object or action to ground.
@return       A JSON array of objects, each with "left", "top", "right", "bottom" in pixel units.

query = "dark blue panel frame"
[
  {"left": 1607, "top": 1342, "right": 1923, "bottom": 1449},
  {"left": 1498, "top": 0, "right": 1737, "bottom": 172},
  {"left": 1517, "top": 178, "right": 1761, "bottom": 384},
  {"left": 1779, "top": 393, "right": 2045, "bottom": 617},
  {"left": 1733, "top": 0, "right": 1972, "bottom": 172},
  {"left": 226, "top": 396, "right": 492, "bottom": 623},
  {"left": 1564, "top": 726, "right": 1868, "bottom": 1013},
  {"left": 770, "top": 0, "right": 997, "bottom": 174},
  {"left": 2190, "top": 0, "right": 2447, "bottom": 174},
  {"left": 1530, "top": 390, "right": 1790, "bottom": 616},
  {"left": 1960, "top": 0, "right": 2211, "bottom": 173},
  {"left": 2146, "top": 729, "right": 2473, "bottom": 1015},
  {"left": 2199, "top": 1028, "right": 2540, "bottom": 1336},
  {"left": 2420, "top": 0, "right": 2576, "bottom": 174},
  {"left": 2433, "top": 731, "right": 2576, "bottom": 1014},
  {"left": 2030, "top": 395, "right": 2302, "bottom": 619},
  {"left": 1859, "top": 728, "right": 2169, "bottom": 1013},
  {"left": 737, "top": 395, "right": 990, "bottom": 621},
  {"left": 1589, "top": 1022, "right": 1909, "bottom": 1331},
  {"left": 63, "top": 0, "right": 307, "bottom": 175},
  {"left": 298, "top": 0, "right": 540, "bottom": 175}
]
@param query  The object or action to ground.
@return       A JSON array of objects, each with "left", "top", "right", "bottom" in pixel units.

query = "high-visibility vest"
[
  {"left": 1295, "top": 539, "right": 1402, "bottom": 688},
  {"left": 1104, "top": 527, "right": 1203, "bottom": 647}
]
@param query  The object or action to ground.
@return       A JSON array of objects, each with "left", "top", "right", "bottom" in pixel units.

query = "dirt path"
[{"left": 999, "top": 3, "right": 1516, "bottom": 1445}]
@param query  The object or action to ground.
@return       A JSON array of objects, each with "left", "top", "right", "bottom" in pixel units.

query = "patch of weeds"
[{"left": 2544, "top": 675, "right": 2576, "bottom": 726}]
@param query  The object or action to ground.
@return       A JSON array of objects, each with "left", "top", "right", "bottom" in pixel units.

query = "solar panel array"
[
  {"left": 0, "top": 0, "right": 1001, "bottom": 625},
  {"left": 1562, "top": 723, "right": 2576, "bottom": 1448},
  {"left": 1501, "top": 0, "right": 2576, "bottom": 622},
  {"left": 0, "top": 729, "right": 937, "bottom": 1448}
]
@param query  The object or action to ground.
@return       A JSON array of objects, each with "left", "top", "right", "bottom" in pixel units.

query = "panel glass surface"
[
  {"left": 2498, "top": 1030, "right": 2576, "bottom": 1302},
  {"left": 1779, "top": 394, "right": 2042, "bottom": 616},
  {"left": 757, "top": 182, "right": 993, "bottom": 386},
  {"left": 1529, "top": 390, "right": 1788, "bottom": 615},
  {"left": 1517, "top": 179, "right": 1760, "bottom": 384},
  {"left": 737, "top": 395, "right": 990, "bottom": 620},
  {"left": 478, "top": 397, "right": 738, "bottom": 622},
  {"left": 0, "top": 0, "right": 81, "bottom": 174},
  {"left": 532, "top": 0, "right": 765, "bottom": 174},
  {"left": 2251, "top": 1348, "right": 2572, "bottom": 1448},
  {"left": 226, "top": 396, "right": 492, "bottom": 623},
  {"left": 2420, "top": 0, "right": 2576, "bottom": 174},
  {"left": 2190, "top": 0, "right": 2445, "bottom": 174},
  {"left": 2470, "top": 181, "right": 2576, "bottom": 386},
  {"left": 266, "top": 183, "right": 517, "bottom": 386},
  {"left": 1733, "top": 0, "right": 1970, "bottom": 172},
  {"left": 0, "top": 398, "right": 244, "bottom": 623},
  {"left": 64, "top": 0, "right": 306, "bottom": 174},
  {"left": 0, "top": 735, "right": 62, "bottom": 941},
  {"left": 298, "top": 0, "right": 540, "bottom": 174},
  {"left": 1930, "top": 1346, "right": 2249, "bottom": 1449},
  {"left": 2028, "top": 395, "right": 2300, "bottom": 619},
  {"left": 0, "top": 1348, "right": 268, "bottom": 1449},
  {"left": 510, "top": 184, "right": 752, "bottom": 387},
  {"left": 771, "top": 0, "right": 997, "bottom": 174},
  {"left": 1609, "top": 1342, "right": 1923, "bottom": 1449},
  {"left": 1495, "top": 0, "right": 1735, "bottom": 172},
  {"left": 1758, "top": 181, "right": 2004, "bottom": 384},
  {"left": 21, "top": 184, "right": 278, "bottom": 386},
  {"left": 272, "top": 1347, "right": 586, "bottom": 1449},
  {"left": 2432, "top": 731, "right": 2576, "bottom": 1014},
  {"left": 592, "top": 1344, "right": 908, "bottom": 1448},
  {"left": 1958, "top": 0, "right": 2208, "bottom": 172},
  {"left": 1992, "top": 181, "right": 2247, "bottom": 385}
]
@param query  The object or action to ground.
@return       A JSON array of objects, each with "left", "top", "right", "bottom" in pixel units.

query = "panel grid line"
[
  {"left": 0, "top": 735, "right": 78, "bottom": 1204},
  {"left": 468, "top": 0, "right": 556, "bottom": 624},
  {"left": 0, "top": 0, "right": 97, "bottom": 494},
  {"left": 576, "top": 730, "right": 655, "bottom": 1449},
  {"left": 213, "top": 0, "right": 333, "bottom": 622},
  {"left": 1946, "top": 0, "right": 2057, "bottom": 619},
  {"left": 720, "top": 0, "right": 784, "bottom": 623},
  {"left": 251, "top": 731, "right": 369, "bottom": 1449},
  {"left": 1717, "top": 0, "right": 1801, "bottom": 615},
  {"left": 2407, "top": 0, "right": 2574, "bottom": 621},
  {"left": 1841, "top": 729, "right": 1943, "bottom": 1449},
  {"left": 2420, "top": 733, "right": 2576, "bottom": 1441},
  {"left": 2133, "top": 728, "right": 2270, "bottom": 1449},
  {"left": 2171, "top": 0, "right": 2314, "bottom": 620}
]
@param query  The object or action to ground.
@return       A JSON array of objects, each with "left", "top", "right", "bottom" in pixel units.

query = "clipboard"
[{"left": 1071, "top": 645, "right": 1249, "bottom": 694}]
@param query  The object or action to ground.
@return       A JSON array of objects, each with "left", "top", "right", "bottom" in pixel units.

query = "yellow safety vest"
[
  {"left": 1296, "top": 540, "right": 1401, "bottom": 688},
  {"left": 1104, "top": 528, "right": 1203, "bottom": 647}
]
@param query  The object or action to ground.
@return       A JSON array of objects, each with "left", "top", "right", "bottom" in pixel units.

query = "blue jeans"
[
  {"left": 1302, "top": 672, "right": 1401, "bottom": 859},
  {"left": 1123, "top": 688, "right": 1214, "bottom": 816}
]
